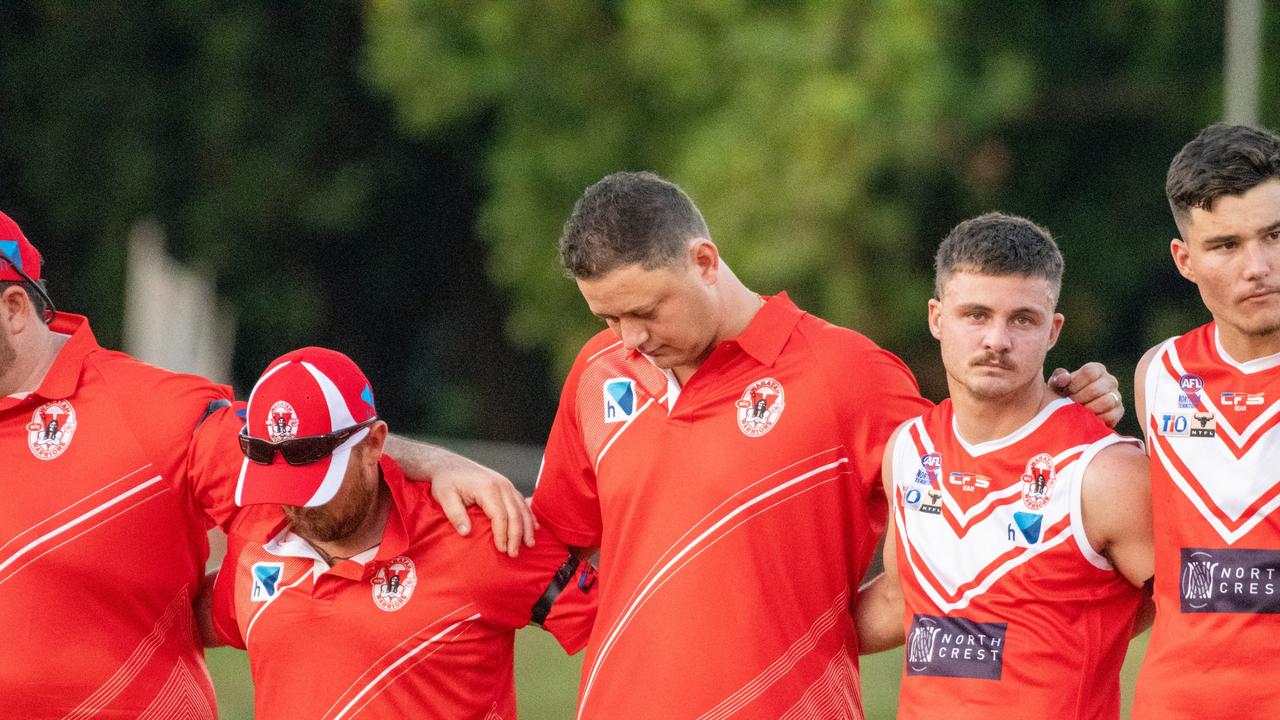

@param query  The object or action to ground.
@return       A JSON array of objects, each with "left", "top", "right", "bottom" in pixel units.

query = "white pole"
[{"left": 1224, "top": 0, "right": 1263, "bottom": 125}]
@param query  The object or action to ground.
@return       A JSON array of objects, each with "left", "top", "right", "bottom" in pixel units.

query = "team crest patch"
[
  {"left": 250, "top": 562, "right": 285, "bottom": 602},
  {"left": 371, "top": 556, "right": 417, "bottom": 612},
  {"left": 603, "top": 378, "right": 636, "bottom": 424},
  {"left": 267, "top": 400, "right": 299, "bottom": 442},
  {"left": 1020, "top": 452, "right": 1056, "bottom": 510},
  {"left": 735, "top": 378, "right": 785, "bottom": 437},
  {"left": 26, "top": 400, "right": 77, "bottom": 460}
]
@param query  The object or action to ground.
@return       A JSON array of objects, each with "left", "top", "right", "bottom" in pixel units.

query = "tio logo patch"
[
  {"left": 251, "top": 562, "right": 285, "bottom": 602},
  {"left": 603, "top": 378, "right": 636, "bottom": 424}
]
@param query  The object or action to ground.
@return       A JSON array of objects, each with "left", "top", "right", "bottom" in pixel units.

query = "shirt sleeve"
[
  {"left": 530, "top": 340, "right": 605, "bottom": 548},
  {"left": 211, "top": 529, "right": 248, "bottom": 650},
  {"left": 463, "top": 516, "right": 599, "bottom": 654},
  {"left": 98, "top": 354, "right": 245, "bottom": 530},
  {"left": 824, "top": 337, "right": 933, "bottom": 579}
]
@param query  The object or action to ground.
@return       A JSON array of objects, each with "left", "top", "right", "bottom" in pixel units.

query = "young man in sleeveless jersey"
[
  {"left": 1131, "top": 123, "right": 1280, "bottom": 719},
  {"left": 856, "top": 213, "right": 1153, "bottom": 719}
]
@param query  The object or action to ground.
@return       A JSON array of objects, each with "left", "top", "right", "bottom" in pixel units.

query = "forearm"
[
  {"left": 195, "top": 570, "right": 223, "bottom": 648},
  {"left": 384, "top": 434, "right": 471, "bottom": 479},
  {"left": 855, "top": 573, "right": 906, "bottom": 654}
]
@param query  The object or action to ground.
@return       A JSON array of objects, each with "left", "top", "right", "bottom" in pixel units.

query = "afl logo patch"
[
  {"left": 267, "top": 400, "right": 299, "bottom": 442},
  {"left": 371, "top": 556, "right": 417, "bottom": 612},
  {"left": 735, "top": 378, "right": 785, "bottom": 437},
  {"left": 26, "top": 400, "right": 77, "bottom": 460},
  {"left": 1020, "top": 452, "right": 1056, "bottom": 511}
]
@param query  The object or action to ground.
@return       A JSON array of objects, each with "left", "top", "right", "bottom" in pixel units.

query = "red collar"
[{"left": 729, "top": 292, "right": 804, "bottom": 367}]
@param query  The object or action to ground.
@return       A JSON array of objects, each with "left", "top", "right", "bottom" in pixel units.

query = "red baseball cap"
[
  {"left": 0, "top": 211, "right": 42, "bottom": 282},
  {"left": 235, "top": 347, "right": 379, "bottom": 508}
]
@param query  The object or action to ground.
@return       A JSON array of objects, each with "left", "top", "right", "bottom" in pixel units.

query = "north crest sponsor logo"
[
  {"left": 1020, "top": 452, "right": 1056, "bottom": 510},
  {"left": 948, "top": 471, "right": 991, "bottom": 493},
  {"left": 735, "top": 378, "right": 784, "bottom": 437},
  {"left": 251, "top": 562, "right": 285, "bottom": 602},
  {"left": 905, "top": 615, "right": 1006, "bottom": 679},
  {"left": 267, "top": 401, "right": 299, "bottom": 442},
  {"left": 26, "top": 400, "right": 77, "bottom": 460},
  {"left": 603, "top": 378, "right": 636, "bottom": 424},
  {"left": 371, "top": 556, "right": 417, "bottom": 612},
  {"left": 1180, "top": 548, "right": 1280, "bottom": 614}
]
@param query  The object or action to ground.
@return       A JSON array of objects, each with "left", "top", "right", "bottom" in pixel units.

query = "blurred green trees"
[{"left": 2, "top": 2, "right": 1276, "bottom": 440}]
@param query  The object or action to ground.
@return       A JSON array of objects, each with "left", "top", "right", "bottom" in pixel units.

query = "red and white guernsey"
[
  {"left": 891, "top": 398, "right": 1142, "bottom": 719},
  {"left": 1132, "top": 323, "right": 1280, "bottom": 719}
]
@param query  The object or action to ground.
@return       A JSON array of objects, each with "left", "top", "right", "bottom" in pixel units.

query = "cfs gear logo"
[
  {"left": 371, "top": 556, "right": 417, "bottom": 612},
  {"left": 1020, "top": 452, "right": 1056, "bottom": 511},
  {"left": 735, "top": 378, "right": 785, "bottom": 437},
  {"left": 948, "top": 471, "right": 991, "bottom": 493},
  {"left": 603, "top": 378, "right": 636, "bottom": 424},
  {"left": 26, "top": 400, "right": 77, "bottom": 460},
  {"left": 1221, "top": 392, "right": 1265, "bottom": 412},
  {"left": 267, "top": 401, "right": 299, "bottom": 442},
  {"left": 250, "top": 562, "right": 285, "bottom": 602}
]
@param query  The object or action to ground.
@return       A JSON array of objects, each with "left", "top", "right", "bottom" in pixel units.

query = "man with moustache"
[
  {"left": 854, "top": 213, "right": 1153, "bottom": 719},
  {"left": 1132, "top": 123, "right": 1280, "bottom": 719},
  {"left": 207, "top": 347, "right": 597, "bottom": 719},
  {"left": 530, "top": 171, "right": 1124, "bottom": 718}
]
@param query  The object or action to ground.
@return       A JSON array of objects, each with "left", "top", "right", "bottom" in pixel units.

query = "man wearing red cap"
[
  {"left": 207, "top": 347, "right": 597, "bottom": 719},
  {"left": 0, "top": 211, "right": 535, "bottom": 718}
]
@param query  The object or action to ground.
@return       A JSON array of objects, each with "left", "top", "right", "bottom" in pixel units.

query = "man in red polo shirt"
[
  {"left": 0, "top": 212, "right": 534, "bottom": 718},
  {"left": 209, "top": 347, "right": 596, "bottom": 719},
  {"left": 532, "top": 171, "right": 1123, "bottom": 718}
]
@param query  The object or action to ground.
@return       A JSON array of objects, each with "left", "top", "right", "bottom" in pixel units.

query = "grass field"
[{"left": 207, "top": 628, "right": 1150, "bottom": 718}]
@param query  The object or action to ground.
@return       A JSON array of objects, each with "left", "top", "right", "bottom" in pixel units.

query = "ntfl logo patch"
[
  {"left": 26, "top": 400, "right": 77, "bottom": 460},
  {"left": 735, "top": 378, "right": 785, "bottom": 437},
  {"left": 371, "top": 556, "right": 417, "bottom": 612},
  {"left": 251, "top": 562, "right": 285, "bottom": 602},
  {"left": 603, "top": 378, "right": 636, "bottom": 424}
]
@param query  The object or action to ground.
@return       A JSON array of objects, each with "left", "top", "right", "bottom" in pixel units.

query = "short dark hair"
[
  {"left": 0, "top": 280, "right": 50, "bottom": 318},
  {"left": 559, "top": 171, "right": 710, "bottom": 279},
  {"left": 1166, "top": 123, "right": 1280, "bottom": 225},
  {"left": 934, "top": 212, "right": 1064, "bottom": 302}
]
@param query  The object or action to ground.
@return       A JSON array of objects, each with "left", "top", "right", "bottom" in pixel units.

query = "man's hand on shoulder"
[
  {"left": 385, "top": 435, "right": 536, "bottom": 557},
  {"left": 1049, "top": 362, "right": 1123, "bottom": 427}
]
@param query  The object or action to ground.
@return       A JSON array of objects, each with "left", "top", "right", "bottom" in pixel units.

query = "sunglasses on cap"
[
  {"left": 0, "top": 253, "right": 57, "bottom": 324},
  {"left": 239, "top": 417, "right": 379, "bottom": 466}
]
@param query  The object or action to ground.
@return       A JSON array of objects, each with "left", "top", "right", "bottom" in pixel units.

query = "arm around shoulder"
[{"left": 855, "top": 424, "right": 909, "bottom": 654}]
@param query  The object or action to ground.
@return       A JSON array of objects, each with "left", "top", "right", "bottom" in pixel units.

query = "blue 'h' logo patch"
[
  {"left": 251, "top": 562, "right": 285, "bottom": 601},
  {"left": 603, "top": 378, "right": 636, "bottom": 423},
  {"left": 1013, "top": 511, "right": 1043, "bottom": 544},
  {"left": 360, "top": 384, "right": 375, "bottom": 411}
]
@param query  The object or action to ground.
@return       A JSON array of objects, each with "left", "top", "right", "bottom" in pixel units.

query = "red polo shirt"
[
  {"left": 0, "top": 313, "right": 244, "bottom": 718},
  {"left": 533, "top": 294, "right": 931, "bottom": 718},
  {"left": 212, "top": 456, "right": 597, "bottom": 720}
]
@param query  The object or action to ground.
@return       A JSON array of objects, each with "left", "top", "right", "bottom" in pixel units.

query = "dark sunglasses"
[
  {"left": 239, "top": 417, "right": 378, "bottom": 466},
  {"left": 0, "top": 253, "right": 57, "bottom": 324}
]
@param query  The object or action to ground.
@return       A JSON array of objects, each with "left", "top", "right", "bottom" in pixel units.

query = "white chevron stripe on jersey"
[
  {"left": 1149, "top": 342, "right": 1280, "bottom": 538},
  {"left": 1165, "top": 343, "right": 1280, "bottom": 445}
]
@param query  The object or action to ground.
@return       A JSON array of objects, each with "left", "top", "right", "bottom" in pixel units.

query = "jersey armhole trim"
[{"left": 1070, "top": 434, "right": 1143, "bottom": 571}]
